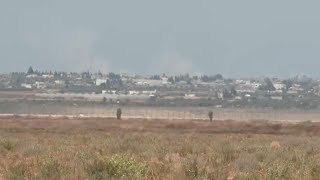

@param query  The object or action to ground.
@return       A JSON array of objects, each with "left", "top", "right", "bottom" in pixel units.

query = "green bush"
[
  {"left": 0, "top": 139, "right": 16, "bottom": 152},
  {"left": 87, "top": 153, "right": 149, "bottom": 179},
  {"left": 40, "top": 158, "right": 65, "bottom": 178},
  {"left": 183, "top": 157, "right": 206, "bottom": 179},
  {"left": 311, "top": 164, "right": 320, "bottom": 179},
  {"left": 87, "top": 160, "right": 107, "bottom": 180},
  {"left": 6, "top": 163, "right": 31, "bottom": 180}
]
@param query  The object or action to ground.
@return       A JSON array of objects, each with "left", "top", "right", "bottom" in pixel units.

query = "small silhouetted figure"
[
  {"left": 208, "top": 111, "right": 213, "bottom": 122},
  {"left": 116, "top": 108, "right": 122, "bottom": 120}
]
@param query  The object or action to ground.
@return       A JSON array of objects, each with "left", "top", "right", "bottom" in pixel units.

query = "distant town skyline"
[
  {"left": 1, "top": 1, "right": 320, "bottom": 77},
  {"left": 7, "top": 66, "right": 316, "bottom": 81}
]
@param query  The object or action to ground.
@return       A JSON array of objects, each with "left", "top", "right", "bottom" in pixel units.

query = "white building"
[
  {"left": 128, "top": 90, "right": 139, "bottom": 95},
  {"left": 42, "top": 74, "right": 54, "bottom": 78},
  {"left": 96, "top": 79, "right": 107, "bottom": 86},
  {"left": 135, "top": 79, "right": 163, "bottom": 86},
  {"left": 250, "top": 82, "right": 261, "bottom": 89},
  {"left": 34, "top": 81, "right": 46, "bottom": 89},
  {"left": 26, "top": 74, "right": 38, "bottom": 78},
  {"left": 184, "top": 94, "right": 196, "bottom": 99},
  {"left": 237, "top": 80, "right": 261, "bottom": 90},
  {"left": 54, "top": 80, "right": 65, "bottom": 85},
  {"left": 273, "top": 83, "right": 286, "bottom": 90},
  {"left": 21, "top": 83, "right": 32, "bottom": 89},
  {"left": 142, "top": 90, "right": 157, "bottom": 95},
  {"left": 161, "top": 77, "right": 170, "bottom": 85}
]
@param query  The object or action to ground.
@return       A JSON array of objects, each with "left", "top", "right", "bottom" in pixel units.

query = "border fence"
[{"left": 0, "top": 101, "right": 320, "bottom": 122}]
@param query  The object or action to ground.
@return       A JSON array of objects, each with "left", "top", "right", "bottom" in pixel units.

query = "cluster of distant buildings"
[{"left": 1, "top": 68, "right": 320, "bottom": 108}]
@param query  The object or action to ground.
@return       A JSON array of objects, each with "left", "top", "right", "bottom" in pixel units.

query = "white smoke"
[
  {"left": 64, "top": 31, "right": 110, "bottom": 73},
  {"left": 159, "top": 51, "right": 196, "bottom": 75}
]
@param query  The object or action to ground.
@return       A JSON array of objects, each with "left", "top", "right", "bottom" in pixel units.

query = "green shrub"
[
  {"left": 206, "top": 167, "right": 229, "bottom": 180},
  {"left": 105, "top": 154, "right": 149, "bottom": 177},
  {"left": 311, "top": 164, "right": 320, "bottom": 179},
  {"left": 75, "top": 150, "right": 91, "bottom": 162},
  {"left": 87, "top": 160, "right": 107, "bottom": 180},
  {"left": 6, "top": 163, "right": 31, "bottom": 180},
  {"left": 40, "top": 158, "right": 65, "bottom": 178},
  {"left": 0, "top": 139, "right": 16, "bottom": 152},
  {"left": 87, "top": 153, "right": 149, "bottom": 179},
  {"left": 183, "top": 157, "right": 206, "bottom": 179},
  {"left": 267, "top": 163, "right": 291, "bottom": 180}
]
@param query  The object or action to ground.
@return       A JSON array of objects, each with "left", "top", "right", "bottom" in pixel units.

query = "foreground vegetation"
[{"left": 0, "top": 117, "right": 320, "bottom": 179}]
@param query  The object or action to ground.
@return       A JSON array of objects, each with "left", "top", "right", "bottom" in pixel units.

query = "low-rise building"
[
  {"left": 42, "top": 74, "right": 54, "bottom": 79},
  {"left": 21, "top": 83, "right": 32, "bottom": 89},
  {"left": 96, "top": 79, "right": 107, "bottom": 86},
  {"left": 34, "top": 81, "right": 46, "bottom": 89},
  {"left": 273, "top": 83, "right": 286, "bottom": 90}
]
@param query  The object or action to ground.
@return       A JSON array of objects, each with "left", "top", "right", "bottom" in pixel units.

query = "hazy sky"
[{"left": 1, "top": 0, "right": 320, "bottom": 77}]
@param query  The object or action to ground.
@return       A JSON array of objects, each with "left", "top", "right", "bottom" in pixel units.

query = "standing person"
[
  {"left": 116, "top": 108, "right": 122, "bottom": 120},
  {"left": 208, "top": 111, "right": 213, "bottom": 122}
]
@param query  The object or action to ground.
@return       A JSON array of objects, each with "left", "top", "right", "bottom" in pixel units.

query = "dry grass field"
[{"left": 1, "top": 117, "right": 320, "bottom": 179}]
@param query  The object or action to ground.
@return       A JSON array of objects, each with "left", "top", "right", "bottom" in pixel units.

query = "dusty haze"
[{"left": 1, "top": 1, "right": 320, "bottom": 77}]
